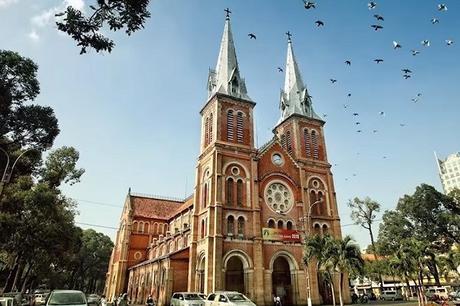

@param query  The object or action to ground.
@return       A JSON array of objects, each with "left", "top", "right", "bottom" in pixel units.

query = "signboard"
[{"left": 262, "top": 228, "right": 301, "bottom": 242}]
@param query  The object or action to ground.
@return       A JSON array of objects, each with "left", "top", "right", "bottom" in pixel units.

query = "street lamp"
[
  {"left": 298, "top": 199, "right": 322, "bottom": 306},
  {"left": 0, "top": 147, "right": 35, "bottom": 199}
]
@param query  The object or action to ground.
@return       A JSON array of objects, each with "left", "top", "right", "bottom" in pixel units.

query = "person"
[
  {"left": 100, "top": 295, "right": 107, "bottom": 306},
  {"left": 275, "top": 296, "right": 282, "bottom": 306},
  {"left": 351, "top": 292, "right": 358, "bottom": 304},
  {"left": 118, "top": 294, "right": 128, "bottom": 306},
  {"left": 146, "top": 295, "right": 154, "bottom": 306}
]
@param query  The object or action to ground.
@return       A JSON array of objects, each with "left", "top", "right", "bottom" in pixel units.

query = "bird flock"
[{"left": 242, "top": 1, "right": 456, "bottom": 181}]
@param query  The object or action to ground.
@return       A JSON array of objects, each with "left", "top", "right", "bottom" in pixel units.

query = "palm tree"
[
  {"left": 328, "top": 235, "right": 364, "bottom": 306},
  {"left": 304, "top": 234, "right": 337, "bottom": 306}
]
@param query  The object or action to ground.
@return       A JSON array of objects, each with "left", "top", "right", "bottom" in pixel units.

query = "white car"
[
  {"left": 46, "top": 290, "right": 87, "bottom": 306},
  {"left": 205, "top": 292, "right": 255, "bottom": 306},
  {"left": 380, "top": 291, "right": 403, "bottom": 301},
  {"left": 170, "top": 292, "right": 205, "bottom": 306},
  {"left": 426, "top": 287, "right": 449, "bottom": 300}
]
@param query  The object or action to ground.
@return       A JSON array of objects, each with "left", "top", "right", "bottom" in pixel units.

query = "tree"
[
  {"left": 328, "top": 236, "right": 364, "bottom": 306},
  {"left": 56, "top": 1, "right": 151, "bottom": 54},
  {"left": 40, "top": 146, "right": 85, "bottom": 188},
  {"left": 348, "top": 197, "right": 383, "bottom": 290}
]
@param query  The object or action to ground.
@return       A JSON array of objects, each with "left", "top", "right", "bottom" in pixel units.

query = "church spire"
[
  {"left": 207, "top": 9, "right": 251, "bottom": 101},
  {"left": 279, "top": 32, "right": 320, "bottom": 123}
]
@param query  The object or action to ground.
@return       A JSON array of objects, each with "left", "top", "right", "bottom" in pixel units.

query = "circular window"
[
  {"left": 264, "top": 181, "right": 293, "bottom": 214},
  {"left": 231, "top": 167, "right": 240, "bottom": 176},
  {"left": 313, "top": 180, "right": 319, "bottom": 188},
  {"left": 134, "top": 251, "right": 142, "bottom": 260},
  {"left": 272, "top": 153, "right": 283, "bottom": 166}
]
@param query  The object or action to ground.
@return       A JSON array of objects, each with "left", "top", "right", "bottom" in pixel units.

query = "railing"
[{"left": 130, "top": 192, "right": 193, "bottom": 202}]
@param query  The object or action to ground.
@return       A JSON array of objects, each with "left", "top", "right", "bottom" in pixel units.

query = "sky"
[{"left": 1, "top": 0, "right": 459, "bottom": 249}]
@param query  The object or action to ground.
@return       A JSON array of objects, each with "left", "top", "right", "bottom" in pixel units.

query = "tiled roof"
[{"left": 131, "top": 196, "right": 184, "bottom": 220}]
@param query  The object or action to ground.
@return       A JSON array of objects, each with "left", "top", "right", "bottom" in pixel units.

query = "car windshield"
[
  {"left": 184, "top": 294, "right": 201, "bottom": 300},
  {"left": 226, "top": 294, "right": 247, "bottom": 301},
  {"left": 48, "top": 292, "right": 86, "bottom": 305}
]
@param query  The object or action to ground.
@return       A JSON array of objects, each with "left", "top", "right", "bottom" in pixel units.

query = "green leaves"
[
  {"left": 56, "top": 0, "right": 151, "bottom": 54},
  {"left": 40, "top": 146, "right": 85, "bottom": 188}
]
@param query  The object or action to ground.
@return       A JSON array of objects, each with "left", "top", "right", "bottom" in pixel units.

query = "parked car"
[
  {"left": 426, "top": 287, "right": 449, "bottom": 300},
  {"left": 198, "top": 294, "right": 206, "bottom": 301},
  {"left": 449, "top": 291, "right": 460, "bottom": 301},
  {"left": 205, "top": 292, "right": 255, "bottom": 306},
  {"left": 453, "top": 292, "right": 460, "bottom": 306},
  {"left": 380, "top": 291, "right": 403, "bottom": 301},
  {"left": 0, "top": 297, "right": 16, "bottom": 306},
  {"left": 86, "top": 295, "right": 100, "bottom": 306},
  {"left": 35, "top": 294, "right": 47, "bottom": 305},
  {"left": 170, "top": 292, "right": 205, "bottom": 306},
  {"left": 45, "top": 290, "right": 87, "bottom": 306}
]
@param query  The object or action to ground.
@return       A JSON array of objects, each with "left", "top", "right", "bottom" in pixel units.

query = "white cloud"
[
  {"left": 0, "top": 0, "right": 19, "bottom": 9},
  {"left": 29, "top": 0, "right": 85, "bottom": 42},
  {"left": 28, "top": 30, "right": 40, "bottom": 42}
]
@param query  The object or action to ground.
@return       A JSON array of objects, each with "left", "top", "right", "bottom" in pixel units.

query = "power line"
[
  {"left": 71, "top": 198, "right": 123, "bottom": 208},
  {"left": 75, "top": 221, "right": 118, "bottom": 230}
]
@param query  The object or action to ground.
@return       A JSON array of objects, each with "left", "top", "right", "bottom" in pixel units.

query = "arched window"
[
  {"left": 304, "top": 129, "right": 311, "bottom": 157},
  {"left": 205, "top": 117, "right": 209, "bottom": 146},
  {"left": 310, "top": 191, "right": 317, "bottom": 215},
  {"left": 237, "top": 217, "right": 245, "bottom": 238},
  {"left": 268, "top": 219, "right": 276, "bottom": 228},
  {"left": 133, "top": 221, "right": 138, "bottom": 232},
  {"left": 227, "top": 110, "right": 234, "bottom": 141},
  {"left": 311, "top": 130, "right": 319, "bottom": 159},
  {"left": 203, "top": 183, "right": 208, "bottom": 208},
  {"left": 317, "top": 191, "right": 324, "bottom": 215},
  {"left": 226, "top": 178, "right": 234, "bottom": 206},
  {"left": 322, "top": 224, "right": 329, "bottom": 235},
  {"left": 286, "top": 131, "right": 292, "bottom": 154},
  {"left": 281, "top": 134, "right": 286, "bottom": 150},
  {"left": 286, "top": 221, "right": 293, "bottom": 230},
  {"left": 277, "top": 220, "right": 284, "bottom": 229},
  {"left": 145, "top": 222, "right": 150, "bottom": 234},
  {"left": 138, "top": 221, "right": 144, "bottom": 233},
  {"left": 236, "top": 179, "right": 243, "bottom": 207},
  {"left": 236, "top": 112, "right": 244, "bottom": 143},
  {"left": 201, "top": 219, "right": 206, "bottom": 239},
  {"left": 209, "top": 113, "right": 213, "bottom": 143},
  {"left": 227, "top": 216, "right": 235, "bottom": 235}
]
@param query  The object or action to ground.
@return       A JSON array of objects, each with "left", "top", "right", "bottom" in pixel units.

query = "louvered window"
[
  {"left": 227, "top": 110, "right": 234, "bottom": 141},
  {"left": 312, "top": 130, "right": 319, "bottom": 159},
  {"left": 209, "top": 113, "right": 213, "bottom": 143},
  {"left": 237, "top": 217, "right": 245, "bottom": 237},
  {"left": 226, "top": 178, "right": 234, "bottom": 206},
  {"left": 227, "top": 216, "right": 234, "bottom": 235},
  {"left": 237, "top": 180, "right": 243, "bottom": 207},
  {"left": 204, "top": 117, "right": 209, "bottom": 146},
  {"left": 236, "top": 112, "right": 244, "bottom": 143},
  {"left": 304, "top": 129, "right": 311, "bottom": 157},
  {"left": 286, "top": 131, "right": 292, "bottom": 154},
  {"left": 281, "top": 134, "right": 286, "bottom": 150}
]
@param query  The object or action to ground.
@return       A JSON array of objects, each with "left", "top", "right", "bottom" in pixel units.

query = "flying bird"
[
  {"left": 347, "top": 93, "right": 352, "bottom": 97},
  {"left": 438, "top": 4, "right": 447, "bottom": 11},
  {"left": 355, "top": 122, "right": 361, "bottom": 125},
  {"left": 374, "top": 58, "right": 384, "bottom": 64},
  {"left": 356, "top": 130, "right": 362, "bottom": 133},
  {"left": 323, "top": 114, "right": 328, "bottom": 118},
  {"left": 304, "top": 1, "right": 316, "bottom": 9},
  {"left": 446, "top": 39, "right": 454, "bottom": 46},
  {"left": 368, "top": 2, "right": 377, "bottom": 10},
  {"left": 371, "top": 24, "right": 383, "bottom": 31},
  {"left": 345, "top": 60, "right": 351, "bottom": 66},
  {"left": 343, "top": 104, "right": 349, "bottom": 109},
  {"left": 393, "top": 41, "right": 402, "bottom": 49},
  {"left": 379, "top": 111, "right": 385, "bottom": 116},
  {"left": 411, "top": 50, "right": 420, "bottom": 56},
  {"left": 277, "top": 67, "right": 283, "bottom": 72},
  {"left": 330, "top": 78, "right": 337, "bottom": 84},
  {"left": 374, "top": 14, "right": 384, "bottom": 21},
  {"left": 353, "top": 113, "right": 359, "bottom": 116},
  {"left": 315, "top": 20, "right": 325, "bottom": 27},
  {"left": 403, "top": 74, "right": 411, "bottom": 79},
  {"left": 402, "top": 68, "right": 412, "bottom": 74},
  {"left": 400, "top": 123, "right": 406, "bottom": 127},
  {"left": 412, "top": 93, "right": 422, "bottom": 103},
  {"left": 421, "top": 40, "right": 430, "bottom": 47},
  {"left": 248, "top": 33, "right": 257, "bottom": 40},
  {"left": 373, "top": 130, "right": 378, "bottom": 133},
  {"left": 431, "top": 18, "right": 439, "bottom": 24}
]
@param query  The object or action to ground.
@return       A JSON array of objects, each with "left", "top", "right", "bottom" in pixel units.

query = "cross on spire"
[
  {"left": 224, "top": 8, "right": 232, "bottom": 20},
  {"left": 285, "top": 31, "right": 292, "bottom": 43}
]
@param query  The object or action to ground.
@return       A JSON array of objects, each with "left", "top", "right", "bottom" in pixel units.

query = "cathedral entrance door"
[
  {"left": 225, "top": 256, "right": 245, "bottom": 294},
  {"left": 272, "top": 257, "right": 293, "bottom": 306}
]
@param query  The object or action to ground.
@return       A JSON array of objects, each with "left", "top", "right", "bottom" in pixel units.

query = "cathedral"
[{"left": 104, "top": 12, "right": 347, "bottom": 306}]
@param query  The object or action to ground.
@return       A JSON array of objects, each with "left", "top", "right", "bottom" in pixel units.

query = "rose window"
[{"left": 265, "top": 182, "right": 293, "bottom": 213}]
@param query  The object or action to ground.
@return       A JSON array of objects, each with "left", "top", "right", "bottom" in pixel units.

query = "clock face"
[
  {"left": 265, "top": 181, "right": 293, "bottom": 214},
  {"left": 272, "top": 153, "right": 283, "bottom": 166}
]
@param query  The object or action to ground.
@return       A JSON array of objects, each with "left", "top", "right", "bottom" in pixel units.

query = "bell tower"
[{"left": 188, "top": 9, "right": 257, "bottom": 294}]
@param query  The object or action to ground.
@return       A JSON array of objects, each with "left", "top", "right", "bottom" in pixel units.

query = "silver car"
[
  {"left": 46, "top": 290, "right": 87, "bottom": 306},
  {"left": 170, "top": 292, "right": 205, "bottom": 306},
  {"left": 205, "top": 292, "right": 255, "bottom": 306}
]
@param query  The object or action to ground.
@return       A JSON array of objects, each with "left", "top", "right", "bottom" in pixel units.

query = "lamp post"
[
  {"left": 299, "top": 199, "right": 322, "bottom": 306},
  {"left": 0, "top": 147, "right": 34, "bottom": 200}
]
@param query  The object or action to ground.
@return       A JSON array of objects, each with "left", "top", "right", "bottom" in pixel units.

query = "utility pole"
[{"left": 299, "top": 199, "right": 322, "bottom": 306}]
